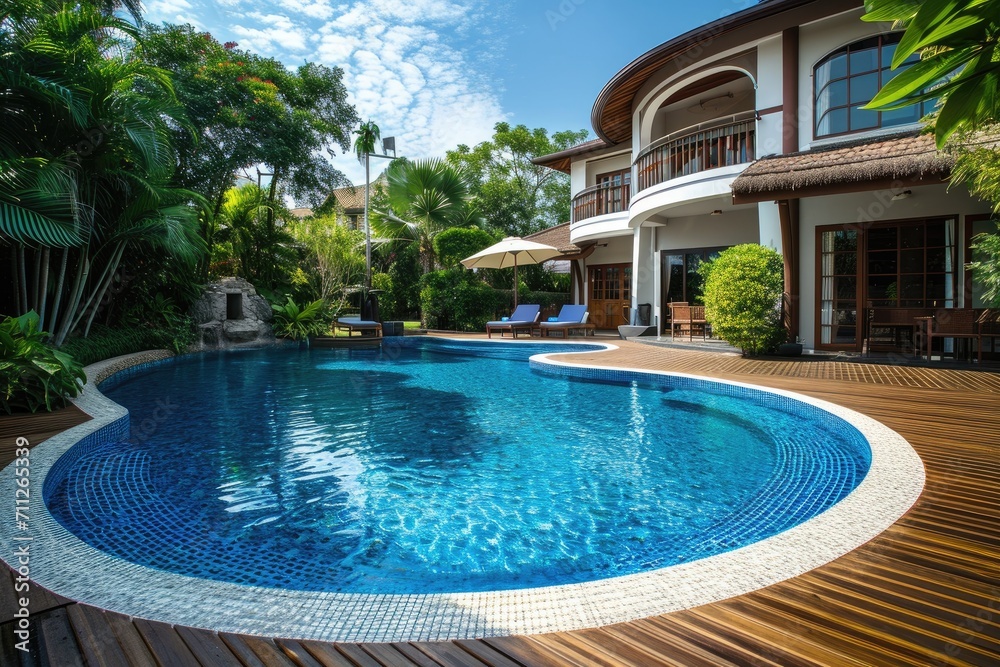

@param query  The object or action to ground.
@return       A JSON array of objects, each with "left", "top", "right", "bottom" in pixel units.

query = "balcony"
[
  {"left": 571, "top": 182, "right": 631, "bottom": 223},
  {"left": 634, "top": 112, "right": 756, "bottom": 193}
]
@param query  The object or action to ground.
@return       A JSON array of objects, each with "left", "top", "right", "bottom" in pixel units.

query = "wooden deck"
[{"left": 2, "top": 341, "right": 999, "bottom": 666}]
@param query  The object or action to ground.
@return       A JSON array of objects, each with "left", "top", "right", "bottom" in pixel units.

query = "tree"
[
  {"left": 212, "top": 183, "right": 295, "bottom": 290},
  {"left": 701, "top": 244, "right": 786, "bottom": 355},
  {"left": 139, "top": 25, "right": 359, "bottom": 277},
  {"left": 447, "top": 122, "right": 588, "bottom": 237},
  {"left": 289, "top": 214, "right": 365, "bottom": 313},
  {"left": 1, "top": 1, "right": 205, "bottom": 344},
  {"left": 862, "top": 0, "right": 1000, "bottom": 306},
  {"left": 433, "top": 227, "right": 496, "bottom": 269},
  {"left": 373, "top": 158, "right": 481, "bottom": 272}
]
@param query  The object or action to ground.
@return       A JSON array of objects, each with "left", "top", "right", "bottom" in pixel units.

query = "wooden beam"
[{"left": 777, "top": 199, "right": 800, "bottom": 341}]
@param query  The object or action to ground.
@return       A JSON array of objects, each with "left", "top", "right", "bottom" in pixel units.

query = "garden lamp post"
[{"left": 355, "top": 121, "right": 397, "bottom": 319}]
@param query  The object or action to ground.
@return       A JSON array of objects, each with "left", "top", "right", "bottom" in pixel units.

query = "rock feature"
[{"left": 189, "top": 278, "right": 274, "bottom": 348}]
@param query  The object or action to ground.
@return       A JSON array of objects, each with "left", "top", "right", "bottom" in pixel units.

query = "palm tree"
[
  {"left": 353, "top": 120, "right": 380, "bottom": 288},
  {"left": 1, "top": 1, "right": 205, "bottom": 342},
  {"left": 213, "top": 183, "right": 294, "bottom": 287},
  {"left": 373, "top": 158, "right": 481, "bottom": 272}
]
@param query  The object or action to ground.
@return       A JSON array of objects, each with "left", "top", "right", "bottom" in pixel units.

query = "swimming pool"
[
  {"left": 0, "top": 340, "right": 923, "bottom": 641},
  {"left": 47, "top": 337, "right": 869, "bottom": 594}
]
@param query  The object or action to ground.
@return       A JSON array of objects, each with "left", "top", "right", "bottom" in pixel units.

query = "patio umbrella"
[{"left": 461, "top": 237, "right": 562, "bottom": 307}]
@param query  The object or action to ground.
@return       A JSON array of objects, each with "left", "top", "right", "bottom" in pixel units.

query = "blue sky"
[{"left": 142, "top": 0, "right": 756, "bottom": 189}]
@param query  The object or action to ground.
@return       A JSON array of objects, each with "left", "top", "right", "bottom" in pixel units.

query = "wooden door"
[{"left": 588, "top": 264, "right": 631, "bottom": 328}]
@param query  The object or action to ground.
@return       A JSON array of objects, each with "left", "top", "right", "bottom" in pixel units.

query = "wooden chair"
[
  {"left": 925, "top": 309, "right": 983, "bottom": 363},
  {"left": 669, "top": 303, "right": 707, "bottom": 341}
]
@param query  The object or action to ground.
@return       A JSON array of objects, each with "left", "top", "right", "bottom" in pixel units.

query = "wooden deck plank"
[
  {"left": 217, "top": 633, "right": 269, "bottom": 667},
  {"left": 451, "top": 639, "right": 525, "bottom": 667},
  {"left": 175, "top": 626, "right": 244, "bottom": 666},
  {"left": 102, "top": 613, "right": 158, "bottom": 667},
  {"left": 355, "top": 643, "right": 418, "bottom": 667},
  {"left": 409, "top": 640, "right": 490, "bottom": 667},
  {"left": 35, "top": 608, "right": 84, "bottom": 667},
  {"left": 387, "top": 642, "right": 443, "bottom": 667},
  {"left": 479, "top": 637, "right": 570, "bottom": 667},
  {"left": 132, "top": 618, "right": 201, "bottom": 666},
  {"left": 66, "top": 604, "right": 131, "bottom": 667},
  {"left": 297, "top": 640, "right": 358, "bottom": 667},
  {"left": 275, "top": 638, "right": 326, "bottom": 667},
  {"left": 223, "top": 634, "right": 299, "bottom": 667},
  {"left": 327, "top": 643, "right": 384, "bottom": 667}
]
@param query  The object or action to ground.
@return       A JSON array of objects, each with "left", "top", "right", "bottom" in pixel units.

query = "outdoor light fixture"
[
  {"left": 711, "top": 209, "right": 723, "bottom": 216},
  {"left": 891, "top": 190, "right": 912, "bottom": 201}
]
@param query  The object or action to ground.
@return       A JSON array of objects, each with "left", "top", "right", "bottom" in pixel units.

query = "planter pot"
[{"left": 777, "top": 342, "right": 803, "bottom": 357}]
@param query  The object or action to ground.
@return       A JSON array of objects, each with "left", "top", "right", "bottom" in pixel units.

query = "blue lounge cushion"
[{"left": 541, "top": 304, "right": 588, "bottom": 324}]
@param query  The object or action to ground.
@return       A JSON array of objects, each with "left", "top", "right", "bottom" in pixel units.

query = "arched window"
[{"left": 814, "top": 33, "right": 935, "bottom": 139}]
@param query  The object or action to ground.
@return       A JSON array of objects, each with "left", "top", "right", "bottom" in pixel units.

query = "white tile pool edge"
[{"left": 0, "top": 344, "right": 926, "bottom": 643}]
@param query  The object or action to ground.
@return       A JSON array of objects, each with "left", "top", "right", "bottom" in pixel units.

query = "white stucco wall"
[
  {"left": 586, "top": 235, "right": 634, "bottom": 266},
  {"left": 655, "top": 207, "right": 760, "bottom": 253},
  {"left": 585, "top": 153, "right": 632, "bottom": 185},
  {"left": 796, "top": 184, "right": 991, "bottom": 348},
  {"left": 758, "top": 201, "right": 782, "bottom": 252}
]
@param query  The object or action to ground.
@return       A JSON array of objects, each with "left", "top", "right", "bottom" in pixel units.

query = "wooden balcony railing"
[
  {"left": 634, "top": 112, "right": 756, "bottom": 193},
  {"left": 571, "top": 182, "right": 631, "bottom": 223}
]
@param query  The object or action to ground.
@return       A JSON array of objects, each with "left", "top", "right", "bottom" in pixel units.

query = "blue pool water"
[{"left": 46, "top": 339, "right": 871, "bottom": 594}]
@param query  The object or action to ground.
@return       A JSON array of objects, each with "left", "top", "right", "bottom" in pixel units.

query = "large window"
[
  {"left": 814, "top": 33, "right": 935, "bottom": 138},
  {"left": 816, "top": 218, "right": 957, "bottom": 349}
]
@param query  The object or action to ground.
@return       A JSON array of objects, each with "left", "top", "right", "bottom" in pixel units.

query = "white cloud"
[{"left": 145, "top": 0, "right": 507, "bottom": 194}]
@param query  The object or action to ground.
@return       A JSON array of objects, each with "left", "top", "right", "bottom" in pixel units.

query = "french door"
[
  {"left": 588, "top": 263, "right": 632, "bottom": 328},
  {"left": 817, "top": 218, "right": 957, "bottom": 351}
]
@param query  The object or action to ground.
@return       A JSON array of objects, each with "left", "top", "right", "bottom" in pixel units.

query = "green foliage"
[
  {"left": 354, "top": 120, "right": 381, "bottom": 160},
  {"left": 433, "top": 227, "right": 496, "bottom": 268},
  {"left": 271, "top": 296, "right": 327, "bottom": 340},
  {"left": 967, "top": 219, "right": 1000, "bottom": 306},
  {"left": 1, "top": 311, "right": 86, "bottom": 414},
  {"left": 862, "top": 0, "right": 1000, "bottom": 146},
  {"left": 374, "top": 158, "right": 481, "bottom": 271},
  {"left": 700, "top": 244, "right": 786, "bottom": 356},
  {"left": 60, "top": 322, "right": 196, "bottom": 365},
  {"left": 140, "top": 24, "right": 358, "bottom": 210},
  {"left": 419, "top": 270, "right": 503, "bottom": 331},
  {"left": 288, "top": 214, "right": 365, "bottom": 311},
  {"left": 212, "top": 183, "right": 297, "bottom": 290},
  {"left": 446, "top": 122, "right": 589, "bottom": 236},
  {"left": 384, "top": 242, "right": 423, "bottom": 318}
]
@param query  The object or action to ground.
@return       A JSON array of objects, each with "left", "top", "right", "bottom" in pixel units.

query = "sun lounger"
[
  {"left": 486, "top": 304, "right": 540, "bottom": 339},
  {"left": 538, "top": 304, "right": 595, "bottom": 337},
  {"left": 335, "top": 317, "right": 382, "bottom": 337}
]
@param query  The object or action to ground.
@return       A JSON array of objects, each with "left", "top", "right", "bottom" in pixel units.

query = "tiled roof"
[
  {"left": 533, "top": 139, "right": 612, "bottom": 173},
  {"left": 731, "top": 131, "right": 953, "bottom": 200},
  {"left": 524, "top": 222, "right": 581, "bottom": 254}
]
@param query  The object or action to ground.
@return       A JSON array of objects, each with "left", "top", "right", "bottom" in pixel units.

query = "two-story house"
[{"left": 534, "top": 0, "right": 993, "bottom": 354}]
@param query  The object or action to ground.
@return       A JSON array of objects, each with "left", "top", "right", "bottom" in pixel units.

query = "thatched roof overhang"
[
  {"left": 730, "top": 132, "right": 955, "bottom": 204},
  {"left": 592, "top": 0, "right": 862, "bottom": 145}
]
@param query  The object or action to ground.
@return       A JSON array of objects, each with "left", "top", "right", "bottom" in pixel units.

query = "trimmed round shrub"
[{"left": 701, "top": 244, "right": 786, "bottom": 355}]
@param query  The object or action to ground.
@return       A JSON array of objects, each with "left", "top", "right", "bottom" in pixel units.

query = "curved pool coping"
[{"left": 0, "top": 342, "right": 925, "bottom": 643}]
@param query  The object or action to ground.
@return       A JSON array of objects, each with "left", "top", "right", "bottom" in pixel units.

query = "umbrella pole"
[{"left": 513, "top": 254, "right": 518, "bottom": 308}]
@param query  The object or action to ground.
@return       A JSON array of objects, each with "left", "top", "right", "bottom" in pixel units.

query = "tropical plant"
[
  {"left": 700, "top": 244, "right": 786, "bottom": 356},
  {"left": 271, "top": 297, "right": 327, "bottom": 340},
  {"left": 862, "top": 1, "right": 1000, "bottom": 308},
  {"left": 373, "top": 158, "right": 482, "bottom": 272},
  {"left": 0, "top": 311, "right": 86, "bottom": 414},
  {"left": 288, "top": 214, "right": 366, "bottom": 312},
  {"left": 1, "top": 1, "right": 205, "bottom": 345},
  {"left": 354, "top": 120, "right": 381, "bottom": 160},
  {"left": 862, "top": 0, "right": 1000, "bottom": 147},
  {"left": 211, "top": 183, "right": 296, "bottom": 289}
]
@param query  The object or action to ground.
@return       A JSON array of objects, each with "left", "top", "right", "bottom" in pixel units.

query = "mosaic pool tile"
[{"left": 0, "top": 343, "right": 925, "bottom": 642}]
